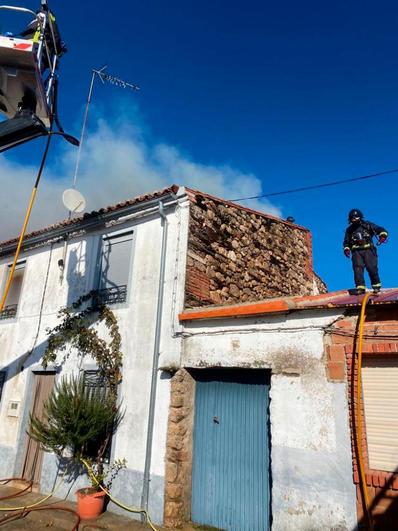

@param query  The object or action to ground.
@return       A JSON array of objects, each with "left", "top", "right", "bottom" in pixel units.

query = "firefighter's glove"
[
  {"left": 344, "top": 248, "right": 351, "bottom": 258},
  {"left": 378, "top": 235, "right": 387, "bottom": 244}
]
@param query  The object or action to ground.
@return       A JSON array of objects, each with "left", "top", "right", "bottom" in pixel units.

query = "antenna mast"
[{"left": 72, "top": 66, "right": 139, "bottom": 189}]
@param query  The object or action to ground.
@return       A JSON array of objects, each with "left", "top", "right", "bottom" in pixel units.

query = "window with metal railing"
[
  {"left": 0, "top": 262, "right": 25, "bottom": 320},
  {"left": 97, "top": 232, "right": 133, "bottom": 305}
]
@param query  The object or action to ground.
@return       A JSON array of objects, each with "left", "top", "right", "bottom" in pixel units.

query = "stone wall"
[
  {"left": 184, "top": 191, "right": 327, "bottom": 308},
  {"left": 164, "top": 369, "right": 195, "bottom": 528}
]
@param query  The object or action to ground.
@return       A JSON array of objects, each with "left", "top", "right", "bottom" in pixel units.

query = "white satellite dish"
[{"left": 62, "top": 188, "right": 87, "bottom": 213}]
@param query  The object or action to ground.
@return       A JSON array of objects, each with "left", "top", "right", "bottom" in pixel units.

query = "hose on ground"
[{"left": 81, "top": 458, "right": 159, "bottom": 531}]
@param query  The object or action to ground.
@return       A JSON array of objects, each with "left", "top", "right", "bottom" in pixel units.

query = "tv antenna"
[
  {"left": 59, "top": 66, "right": 139, "bottom": 283},
  {"left": 71, "top": 65, "right": 140, "bottom": 190}
]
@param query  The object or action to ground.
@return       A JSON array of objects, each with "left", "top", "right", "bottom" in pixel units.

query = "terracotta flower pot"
[{"left": 76, "top": 487, "right": 106, "bottom": 519}]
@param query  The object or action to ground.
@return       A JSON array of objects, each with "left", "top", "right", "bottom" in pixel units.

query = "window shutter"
[{"left": 362, "top": 357, "right": 398, "bottom": 472}]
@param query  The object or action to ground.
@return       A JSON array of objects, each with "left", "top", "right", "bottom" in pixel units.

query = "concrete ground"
[{"left": 0, "top": 485, "right": 216, "bottom": 531}]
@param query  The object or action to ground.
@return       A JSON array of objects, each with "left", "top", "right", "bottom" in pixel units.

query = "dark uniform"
[{"left": 343, "top": 209, "right": 388, "bottom": 294}]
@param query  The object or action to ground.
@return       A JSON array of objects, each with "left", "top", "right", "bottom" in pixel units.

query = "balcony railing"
[
  {"left": 0, "top": 304, "right": 17, "bottom": 320},
  {"left": 95, "top": 285, "right": 127, "bottom": 305}
]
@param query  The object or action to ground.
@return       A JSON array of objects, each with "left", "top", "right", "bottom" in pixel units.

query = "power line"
[{"left": 229, "top": 168, "right": 398, "bottom": 201}]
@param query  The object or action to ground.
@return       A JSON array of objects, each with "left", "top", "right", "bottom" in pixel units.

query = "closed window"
[
  {"left": 362, "top": 357, "right": 398, "bottom": 472},
  {"left": 97, "top": 232, "right": 133, "bottom": 304},
  {"left": 0, "top": 262, "right": 25, "bottom": 319}
]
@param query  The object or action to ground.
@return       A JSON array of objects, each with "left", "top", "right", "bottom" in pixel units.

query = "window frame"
[
  {"left": 0, "top": 260, "right": 27, "bottom": 321},
  {"left": 83, "top": 369, "right": 113, "bottom": 463},
  {"left": 94, "top": 229, "right": 135, "bottom": 308}
]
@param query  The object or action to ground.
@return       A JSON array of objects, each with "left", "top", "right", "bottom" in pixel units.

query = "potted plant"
[
  {"left": 78, "top": 457, "right": 127, "bottom": 518},
  {"left": 29, "top": 374, "right": 124, "bottom": 519}
]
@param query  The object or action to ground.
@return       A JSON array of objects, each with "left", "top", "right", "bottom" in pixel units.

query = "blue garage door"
[{"left": 191, "top": 369, "right": 270, "bottom": 531}]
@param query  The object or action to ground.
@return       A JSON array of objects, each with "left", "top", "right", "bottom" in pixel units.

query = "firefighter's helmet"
[{"left": 348, "top": 209, "right": 364, "bottom": 223}]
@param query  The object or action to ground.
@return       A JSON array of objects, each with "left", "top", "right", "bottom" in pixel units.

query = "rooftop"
[
  {"left": 0, "top": 185, "right": 309, "bottom": 251},
  {"left": 179, "top": 288, "right": 398, "bottom": 321}
]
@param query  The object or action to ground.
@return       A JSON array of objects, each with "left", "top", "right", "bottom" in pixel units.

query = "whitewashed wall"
[
  {"left": 0, "top": 193, "right": 190, "bottom": 523},
  {"left": 180, "top": 311, "right": 357, "bottom": 531}
]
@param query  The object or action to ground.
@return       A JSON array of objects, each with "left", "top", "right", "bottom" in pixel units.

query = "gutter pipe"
[{"left": 141, "top": 200, "right": 169, "bottom": 515}]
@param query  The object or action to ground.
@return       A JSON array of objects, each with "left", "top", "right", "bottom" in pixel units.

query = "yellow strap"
[{"left": 33, "top": 28, "right": 41, "bottom": 43}]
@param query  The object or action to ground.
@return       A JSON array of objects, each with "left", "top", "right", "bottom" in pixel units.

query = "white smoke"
[{"left": 0, "top": 117, "right": 281, "bottom": 241}]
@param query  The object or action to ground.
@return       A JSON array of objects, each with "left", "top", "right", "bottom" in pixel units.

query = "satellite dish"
[{"left": 62, "top": 188, "right": 86, "bottom": 213}]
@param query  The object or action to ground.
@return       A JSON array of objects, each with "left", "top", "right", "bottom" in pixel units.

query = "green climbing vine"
[{"left": 42, "top": 290, "right": 122, "bottom": 395}]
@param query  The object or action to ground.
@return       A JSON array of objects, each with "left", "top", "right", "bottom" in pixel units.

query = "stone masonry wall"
[
  {"left": 164, "top": 370, "right": 195, "bottom": 528},
  {"left": 185, "top": 192, "right": 327, "bottom": 308}
]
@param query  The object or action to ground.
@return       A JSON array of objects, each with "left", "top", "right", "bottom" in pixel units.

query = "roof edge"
[
  {"left": 184, "top": 187, "right": 310, "bottom": 232},
  {"left": 178, "top": 289, "right": 398, "bottom": 322},
  {"left": 0, "top": 185, "right": 181, "bottom": 256}
]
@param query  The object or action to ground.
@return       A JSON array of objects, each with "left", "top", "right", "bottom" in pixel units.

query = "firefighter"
[
  {"left": 343, "top": 209, "right": 388, "bottom": 294},
  {"left": 20, "top": 5, "right": 66, "bottom": 71}
]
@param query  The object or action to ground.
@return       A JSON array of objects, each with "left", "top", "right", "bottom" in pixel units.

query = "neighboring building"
[
  {"left": 0, "top": 182, "right": 380, "bottom": 531},
  {"left": 174, "top": 290, "right": 398, "bottom": 531}
]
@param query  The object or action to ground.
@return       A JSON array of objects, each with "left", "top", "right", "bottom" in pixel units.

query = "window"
[
  {"left": 0, "top": 371, "right": 5, "bottom": 401},
  {"left": 84, "top": 369, "right": 107, "bottom": 399},
  {"left": 362, "top": 357, "right": 398, "bottom": 472},
  {"left": 0, "top": 262, "right": 25, "bottom": 319},
  {"left": 83, "top": 370, "right": 111, "bottom": 461},
  {"left": 97, "top": 232, "right": 133, "bottom": 305}
]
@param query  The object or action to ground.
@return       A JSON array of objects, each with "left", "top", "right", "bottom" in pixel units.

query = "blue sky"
[{"left": 0, "top": 0, "right": 397, "bottom": 291}]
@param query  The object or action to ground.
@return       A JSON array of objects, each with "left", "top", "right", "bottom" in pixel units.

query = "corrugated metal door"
[{"left": 191, "top": 369, "right": 270, "bottom": 531}]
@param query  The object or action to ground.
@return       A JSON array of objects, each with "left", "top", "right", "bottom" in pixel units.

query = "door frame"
[
  {"left": 14, "top": 369, "right": 57, "bottom": 485},
  {"left": 163, "top": 368, "right": 272, "bottom": 529}
]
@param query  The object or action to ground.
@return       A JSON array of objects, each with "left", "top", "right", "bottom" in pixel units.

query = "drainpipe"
[{"left": 141, "top": 200, "right": 168, "bottom": 515}]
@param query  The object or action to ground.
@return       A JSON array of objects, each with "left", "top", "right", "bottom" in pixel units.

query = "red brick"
[
  {"left": 327, "top": 345, "right": 345, "bottom": 363},
  {"left": 336, "top": 320, "right": 352, "bottom": 329},
  {"left": 362, "top": 342, "right": 374, "bottom": 353},
  {"left": 345, "top": 344, "right": 354, "bottom": 355},
  {"left": 327, "top": 362, "right": 345, "bottom": 381},
  {"left": 331, "top": 335, "right": 351, "bottom": 344},
  {"left": 392, "top": 477, "right": 398, "bottom": 490}
]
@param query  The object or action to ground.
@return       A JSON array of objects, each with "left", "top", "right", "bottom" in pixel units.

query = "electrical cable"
[
  {"left": 19, "top": 243, "right": 53, "bottom": 371},
  {"left": 229, "top": 168, "right": 398, "bottom": 201},
  {"left": 80, "top": 458, "right": 158, "bottom": 531},
  {"left": 355, "top": 293, "right": 374, "bottom": 531}
]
